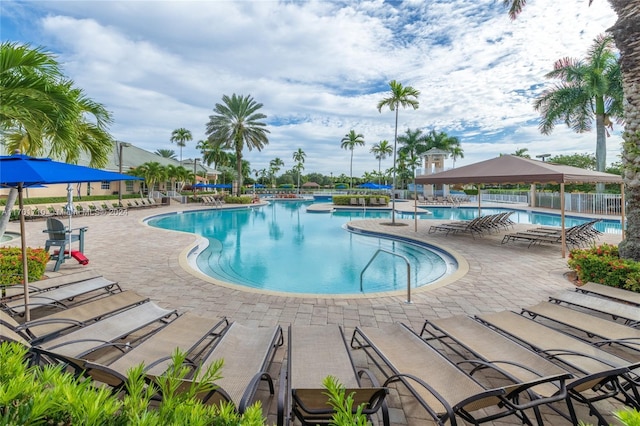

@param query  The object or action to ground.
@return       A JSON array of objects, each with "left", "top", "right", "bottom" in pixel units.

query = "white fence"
[
  {"left": 480, "top": 191, "right": 622, "bottom": 216},
  {"left": 535, "top": 192, "right": 622, "bottom": 215}
]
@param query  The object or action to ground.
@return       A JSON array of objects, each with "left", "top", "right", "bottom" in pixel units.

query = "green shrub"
[
  {"left": 568, "top": 243, "right": 640, "bottom": 292},
  {"left": 0, "top": 343, "right": 267, "bottom": 425},
  {"left": 331, "top": 195, "right": 388, "bottom": 206},
  {"left": 224, "top": 195, "right": 253, "bottom": 204},
  {"left": 0, "top": 247, "right": 49, "bottom": 286},
  {"left": 0, "top": 342, "right": 370, "bottom": 426}
]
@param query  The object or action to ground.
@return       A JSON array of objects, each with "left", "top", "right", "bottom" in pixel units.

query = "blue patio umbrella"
[
  {"left": 357, "top": 182, "right": 382, "bottom": 189},
  {"left": 0, "top": 153, "right": 143, "bottom": 320},
  {"left": 192, "top": 183, "right": 214, "bottom": 189},
  {"left": 212, "top": 183, "right": 232, "bottom": 189}
]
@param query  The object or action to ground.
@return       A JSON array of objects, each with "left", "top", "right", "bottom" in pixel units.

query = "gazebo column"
[{"left": 529, "top": 184, "right": 536, "bottom": 207}]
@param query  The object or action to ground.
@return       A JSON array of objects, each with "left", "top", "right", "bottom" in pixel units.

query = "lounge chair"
[
  {"left": 186, "top": 322, "right": 283, "bottom": 414},
  {"left": 1, "top": 269, "right": 102, "bottom": 299},
  {"left": 549, "top": 290, "right": 640, "bottom": 326},
  {"left": 80, "top": 314, "right": 230, "bottom": 393},
  {"left": 349, "top": 198, "right": 358, "bottom": 206},
  {"left": 476, "top": 310, "right": 640, "bottom": 423},
  {"left": 521, "top": 301, "right": 640, "bottom": 352},
  {"left": 428, "top": 216, "right": 486, "bottom": 239},
  {"left": 350, "top": 323, "right": 566, "bottom": 425},
  {"left": 1, "top": 276, "right": 122, "bottom": 316},
  {"left": 1, "top": 290, "right": 149, "bottom": 344},
  {"left": 378, "top": 197, "right": 387, "bottom": 206},
  {"left": 358, "top": 197, "right": 366, "bottom": 207},
  {"left": 278, "top": 325, "right": 389, "bottom": 426},
  {"left": 576, "top": 282, "right": 640, "bottom": 307},
  {"left": 43, "top": 217, "right": 89, "bottom": 271},
  {"left": 33, "top": 301, "right": 177, "bottom": 360},
  {"left": 421, "top": 315, "right": 620, "bottom": 425}
]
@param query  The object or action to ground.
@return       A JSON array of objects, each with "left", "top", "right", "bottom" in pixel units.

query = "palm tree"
[
  {"left": 269, "top": 157, "right": 285, "bottom": 188},
  {"left": 155, "top": 149, "right": 177, "bottom": 159},
  {"left": 535, "top": 35, "right": 622, "bottom": 191},
  {"left": 377, "top": 80, "right": 420, "bottom": 224},
  {"left": 501, "top": 1, "right": 640, "bottom": 260},
  {"left": 132, "top": 162, "right": 167, "bottom": 197},
  {"left": 292, "top": 148, "right": 306, "bottom": 194},
  {"left": 340, "top": 130, "right": 365, "bottom": 189},
  {"left": 370, "top": 140, "right": 393, "bottom": 184},
  {"left": 170, "top": 128, "right": 192, "bottom": 166},
  {"left": 398, "top": 129, "right": 429, "bottom": 159},
  {"left": 205, "top": 94, "right": 270, "bottom": 195},
  {"left": 0, "top": 42, "right": 113, "bottom": 238},
  {"left": 511, "top": 148, "right": 531, "bottom": 158},
  {"left": 450, "top": 145, "right": 465, "bottom": 168}
]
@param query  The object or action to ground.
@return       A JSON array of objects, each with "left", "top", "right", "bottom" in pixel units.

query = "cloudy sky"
[{"left": 2, "top": 0, "right": 620, "bottom": 177}]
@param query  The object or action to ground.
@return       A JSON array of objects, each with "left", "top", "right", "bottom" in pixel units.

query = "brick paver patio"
[{"left": 3, "top": 200, "right": 627, "bottom": 425}]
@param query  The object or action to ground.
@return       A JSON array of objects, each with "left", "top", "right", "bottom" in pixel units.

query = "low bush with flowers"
[
  {"left": 0, "top": 247, "right": 49, "bottom": 286},
  {"left": 568, "top": 243, "right": 640, "bottom": 292}
]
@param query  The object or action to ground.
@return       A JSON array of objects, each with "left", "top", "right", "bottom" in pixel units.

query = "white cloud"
[{"left": 2, "top": 0, "right": 620, "bottom": 176}]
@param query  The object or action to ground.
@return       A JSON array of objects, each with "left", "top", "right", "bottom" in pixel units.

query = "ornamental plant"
[
  {"left": 568, "top": 243, "right": 640, "bottom": 292},
  {"left": 0, "top": 247, "right": 49, "bottom": 286},
  {"left": 0, "top": 342, "right": 370, "bottom": 426}
]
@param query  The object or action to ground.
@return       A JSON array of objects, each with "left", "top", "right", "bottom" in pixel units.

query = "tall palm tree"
[
  {"left": 170, "top": 128, "right": 192, "bottom": 166},
  {"left": 155, "top": 149, "right": 177, "bottom": 159},
  {"left": 377, "top": 80, "right": 420, "bottom": 224},
  {"left": 205, "top": 94, "right": 270, "bottom": 195},
  {"left": 292, "top": 148, "right": 306, "bottom": 194},
  {"left": 535, "top": 35, "right": 622, "bottom": 190},
  {"left": 0, "top": 42, "right": 113, "bottom": 238},
  {"left": 269, "top": 157, "right": 284, "bottom": 188},
  {"left": 370, "top": 140, "right": 393, "bottom": 184},
  {"left": 340, "top": 130, "right": 365, "bottom": 189},
  {"left": 450, "top": 145, "right": 465, "bottom": 168},
  {"left": 501, "top": 1, "right": 640, "bottom": 260},
  {"left": 398, "top": 129, "right": 429, "bottom": 159}
]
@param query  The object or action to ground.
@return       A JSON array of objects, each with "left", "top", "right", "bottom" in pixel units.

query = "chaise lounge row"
[
  {"left": 4, "top": 270, "right": 639, "bottom": 425},
  {"left": 428, "top": 212, "right": 515, "bottom": 239},
  {"left": 350, "top": 282, "right": 640, "bottom": 425},
  {"left": 501, "top": 219, "right": 603, "bottom": 248}
]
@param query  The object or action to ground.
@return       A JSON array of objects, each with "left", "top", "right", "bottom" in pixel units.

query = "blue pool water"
[
  {"left": 147, "top": 201, "right": 456, "bottom": 294},
  {"left": 146, "top": 202, "right": 620, "bottom": 295}
]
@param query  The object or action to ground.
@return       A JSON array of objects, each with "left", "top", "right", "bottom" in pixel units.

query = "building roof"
[{"left": 77, "top": 141, "right": 218, "bottom": 176}]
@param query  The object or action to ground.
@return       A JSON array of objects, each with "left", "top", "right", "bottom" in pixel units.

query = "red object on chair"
[
  {"left": 70, "top": 250, "right": 89, "bottom": 265},
  {"left": 53, "top": 250, "right": 89, "bottom": 265}
]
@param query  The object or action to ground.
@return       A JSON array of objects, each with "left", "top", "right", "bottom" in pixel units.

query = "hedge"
[{"left": 568, "top": 243, "right": 640, "bottom": 292}]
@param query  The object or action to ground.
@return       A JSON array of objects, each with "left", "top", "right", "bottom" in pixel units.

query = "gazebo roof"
[{"left": 415, "top": 155, "right": 623, "bottom": 185}]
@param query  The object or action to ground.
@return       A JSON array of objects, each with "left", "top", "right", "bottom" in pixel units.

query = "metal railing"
[{"left": 360, "top": 248, "right": 412, "bottom": 303}]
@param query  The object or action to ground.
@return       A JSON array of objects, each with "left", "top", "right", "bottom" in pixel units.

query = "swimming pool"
[
  {"left": 147, "top": 202, "right": 620, "bottom": 295},
  {"left": 147, "top": 201, "right": 457, "bottom": 295}
]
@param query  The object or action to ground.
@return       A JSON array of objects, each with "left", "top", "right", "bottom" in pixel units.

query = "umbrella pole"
[
  {"left": 18, "top": 184, "right": 30, "bottom": 321},
  {"left": 561, "top": 183, "right": 566, "bottom": 258}
]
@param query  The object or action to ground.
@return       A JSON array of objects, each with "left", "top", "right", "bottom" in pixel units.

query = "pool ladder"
[{"left": 360, "top": 248, "right": 412, "bottom": 304}]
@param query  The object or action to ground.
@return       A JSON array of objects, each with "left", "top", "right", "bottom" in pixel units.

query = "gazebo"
[{"left": 415, "top": 155, "right": 624, "bottom": 257}]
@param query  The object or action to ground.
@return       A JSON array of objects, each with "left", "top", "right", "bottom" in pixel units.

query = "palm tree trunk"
[
  {"left": 595, "top": 113, "right": 607, "bottom": 193},
  {"left": 392, "top": 107, "right": 399, "bottom": 224},
  {"left": 611, "top": 0, "right": 640, "bottom": 260},
  {"left": 350, "top": 150, "right": 354, "bottom": 189}
]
